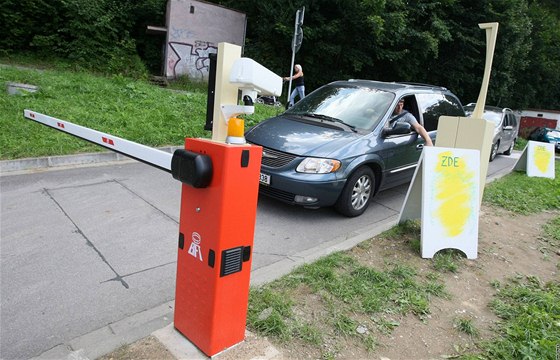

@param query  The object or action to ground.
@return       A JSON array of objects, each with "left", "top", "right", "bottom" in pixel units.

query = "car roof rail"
[{"left": 397, "top": 82, "right": 447, "bottom": 90}]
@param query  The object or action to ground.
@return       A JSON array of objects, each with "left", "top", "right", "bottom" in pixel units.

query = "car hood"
[{"left": 245, "top": 115, "right": 363, "bottom": 157}]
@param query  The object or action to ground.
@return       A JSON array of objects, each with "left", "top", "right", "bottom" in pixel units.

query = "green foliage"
[
  {"left": 1, "top": 0, "right": 166, "bottom": 75},
  {"left": 483, "top": 162, "right": 560, "bottom": 214},
  {"left": 2, "top": 0, "right": 560, "bottom": 110},
  {"left": 514, "top": 137, "right": 528, "bottom": 151},
  {"left": 214, "top": 0, "right": 560, "bottom": 109}
]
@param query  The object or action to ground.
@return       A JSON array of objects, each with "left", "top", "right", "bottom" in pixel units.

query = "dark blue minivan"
[{"left": 246, "top": 80, "right": 465, "bottom": 217}]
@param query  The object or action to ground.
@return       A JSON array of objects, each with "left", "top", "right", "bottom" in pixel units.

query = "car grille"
[
  {"left": 259, "top": 147, "right": 297, "bottom": 168},
  {"left": 259, "top": 185, "right": 296, "bottom": 203}
]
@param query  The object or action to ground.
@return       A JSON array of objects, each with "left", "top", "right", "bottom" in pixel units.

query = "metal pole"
[{"left": 287, "top": 11, "right": 299, "bottom": 105}]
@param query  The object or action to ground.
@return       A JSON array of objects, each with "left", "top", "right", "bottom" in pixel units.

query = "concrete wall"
[{"left": 164, "top": 0, "right": 246, "bottom": 80}]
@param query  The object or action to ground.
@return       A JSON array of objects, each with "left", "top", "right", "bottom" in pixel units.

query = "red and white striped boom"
[{"left": 24, "top": 110, "right": 173, "bottom": 172}]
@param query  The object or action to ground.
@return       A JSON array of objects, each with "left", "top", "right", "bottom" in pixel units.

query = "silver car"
[{"left": 464, "top": 104, "right": 519, "bottom": 161}]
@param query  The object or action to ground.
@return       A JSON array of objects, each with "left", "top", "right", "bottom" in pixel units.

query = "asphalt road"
[{"left": 0, "top": 153, "right": 520, "bottom": 359}]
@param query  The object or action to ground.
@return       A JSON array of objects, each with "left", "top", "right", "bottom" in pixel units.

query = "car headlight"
[{"left": 296, "top": 158, "right": 341, "bottom": 174}]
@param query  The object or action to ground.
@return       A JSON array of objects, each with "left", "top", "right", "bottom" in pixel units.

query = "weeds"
[
  {"left": 433, "top": 250, "right": 463, "bottom": 273},
  {"left": 454, "top": 317, "right": 479, "bottom": 337}
]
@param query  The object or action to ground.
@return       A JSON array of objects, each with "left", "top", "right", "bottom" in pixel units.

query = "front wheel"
[
  {"left": 335, "top": 167, "right": 376, "bottom": 217},
  {"left": 489, "top": 141, "right": 499, "bottom": 162}
]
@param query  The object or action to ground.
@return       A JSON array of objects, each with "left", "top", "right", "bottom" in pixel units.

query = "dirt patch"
[
  {"left": 98, "top": 336, "right": 175, "bottom": 360},
  {"left": 100, "top": 206, "right": 559, "bottom": 360}
]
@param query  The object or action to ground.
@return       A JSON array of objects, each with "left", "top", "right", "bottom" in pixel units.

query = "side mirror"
[{"left": 382, "top": 122, "right": 412, "bottom": 137}]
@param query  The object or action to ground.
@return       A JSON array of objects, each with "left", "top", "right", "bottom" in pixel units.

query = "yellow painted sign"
[
  {"left": 422, "top": 147, "right": 480, "bottom": 259},
  {"left": 434, "top": 151, "right": 477, "bottom": 238},
  {"left": 514, "top": 141, "right": 555, "bottom": 179}
]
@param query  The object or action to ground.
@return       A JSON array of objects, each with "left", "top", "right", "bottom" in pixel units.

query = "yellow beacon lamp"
[{"left": 226, "top": 117, "right": 246, "bottom": 144}]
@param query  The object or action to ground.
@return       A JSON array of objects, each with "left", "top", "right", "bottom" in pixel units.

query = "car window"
[
  {"left": 417, "top": 93, "right": 464, "bottom": 132},
  {"left": 507, "top": 113, "right": 517, "bottom": 128},
  {"left": 285, "top": 84, "right": 394, "bottom": 130}
]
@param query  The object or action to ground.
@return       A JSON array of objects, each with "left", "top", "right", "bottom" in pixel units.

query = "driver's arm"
[{"left": 412, "top": 123, "right": 433, "bottom": 146}]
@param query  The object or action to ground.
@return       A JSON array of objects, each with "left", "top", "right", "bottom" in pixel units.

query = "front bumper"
[{"left": 258, "top": 168, "right": 346, "bottom": 207}]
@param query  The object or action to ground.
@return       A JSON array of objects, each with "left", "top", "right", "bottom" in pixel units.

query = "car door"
[
  {"left": 381, "top": 95, "right": 426, "bottom": 187},
  {"left": 499, "top": 111, "right": 516, "bottom": 152}
]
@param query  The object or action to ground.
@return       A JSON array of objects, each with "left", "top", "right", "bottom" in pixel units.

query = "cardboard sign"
[
  {"left": 421, "top": 147, "right": 480, "bottom": 259},
  {"left": 513, "top": 141, "right": 555, "bottom": 179}
]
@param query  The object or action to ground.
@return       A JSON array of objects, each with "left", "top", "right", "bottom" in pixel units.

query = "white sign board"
[
  {"left": 421, "top": 147, "right": 480, "bottom": 259},
  {"left": 527, "top": 141, "right": 555, "bottom": 178},
  {"left": 513, "top": 141, "right": 556, "bottom": 179}
]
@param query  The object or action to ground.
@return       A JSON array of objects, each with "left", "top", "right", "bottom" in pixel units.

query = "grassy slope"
[{"left": 0, "top": 65, "right": 281, "bottom": 160}]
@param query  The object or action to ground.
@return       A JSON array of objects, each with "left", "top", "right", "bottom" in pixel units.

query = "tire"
[
  {"left": 489, "top": 141, "right": 498, "bottom": 162},
  {"left": 335, "top": 167, "right": 375, "bottom": 217},
  {"left": 503, "top": 140, "right": 514, "bottom": 155}
]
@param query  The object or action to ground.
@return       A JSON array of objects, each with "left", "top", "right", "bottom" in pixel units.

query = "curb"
[{"left": 0, "top": 146, "right": 183, "bottom": 175}]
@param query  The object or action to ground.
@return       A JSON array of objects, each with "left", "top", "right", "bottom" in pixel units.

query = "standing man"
[{"left": 284, "top": 64, "right": 305, "bottom": 107}]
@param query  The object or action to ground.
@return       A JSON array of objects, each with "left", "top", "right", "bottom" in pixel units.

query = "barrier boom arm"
[{"left": 24, "top": 110, "right": 212, "bottom": 188}]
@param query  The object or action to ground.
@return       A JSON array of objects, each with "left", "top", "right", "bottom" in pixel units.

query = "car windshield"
[
  {"left": 285, "top": 84, "right": 394, "bottom": 131},
  {"left": 482, "top": 111, "right": 503, "bottom": 127},
  {"left": 548, "top": 129, "right": 560, "bottom": 139}
]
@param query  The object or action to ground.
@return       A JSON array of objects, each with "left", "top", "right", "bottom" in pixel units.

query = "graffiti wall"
[{"left": 165, "top": 0, "right": 246, "bottom": 80}]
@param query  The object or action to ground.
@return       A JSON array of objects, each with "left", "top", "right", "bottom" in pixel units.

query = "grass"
[
  {"left": 470, "top": 277, "right": 560, "bottom": 360},
  {"left": 454, "top": 317, "right": 480, "bottom": 337},
  {"left": 0, "top": 64, "right": 282, "bottom": 160},
  {"left": 483, "top": 161, "right": 560, "bottom": 214},
  {"left": 248, "top": 251, "right": 449, "bottom": 358},
  {"left": 514, "top": 137, "right": 528, "bottom": 151}
]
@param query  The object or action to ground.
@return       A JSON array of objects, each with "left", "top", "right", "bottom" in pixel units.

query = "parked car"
[
  {"left": 528, "top": 127, "right": 560, "bottom": 152},
  {"left": 463, "top": 104, "right": 519, "bottom": 161},
  {"left": 245, "top": 80, "right": 466, "bottom": 217}
]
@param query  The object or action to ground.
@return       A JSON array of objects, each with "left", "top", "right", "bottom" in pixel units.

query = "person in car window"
[
  {"left": 390, "top": 99, "right": 433, "bottom": 146},
  {"left": 284, "top": 64, "right": 305, "bottom": 107}
]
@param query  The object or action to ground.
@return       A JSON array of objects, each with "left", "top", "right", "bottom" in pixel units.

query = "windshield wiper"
[{"left": 300, "top": 113, "right": 357, "bottom": 133}]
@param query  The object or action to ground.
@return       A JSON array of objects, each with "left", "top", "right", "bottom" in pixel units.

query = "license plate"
[{"left": 259, "top": 173, "right": 270, "bottom": 185}]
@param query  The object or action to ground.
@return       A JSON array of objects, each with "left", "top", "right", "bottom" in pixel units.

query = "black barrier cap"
[{"left": 171, "top": 149, "right": 213, "bottom": 188}]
